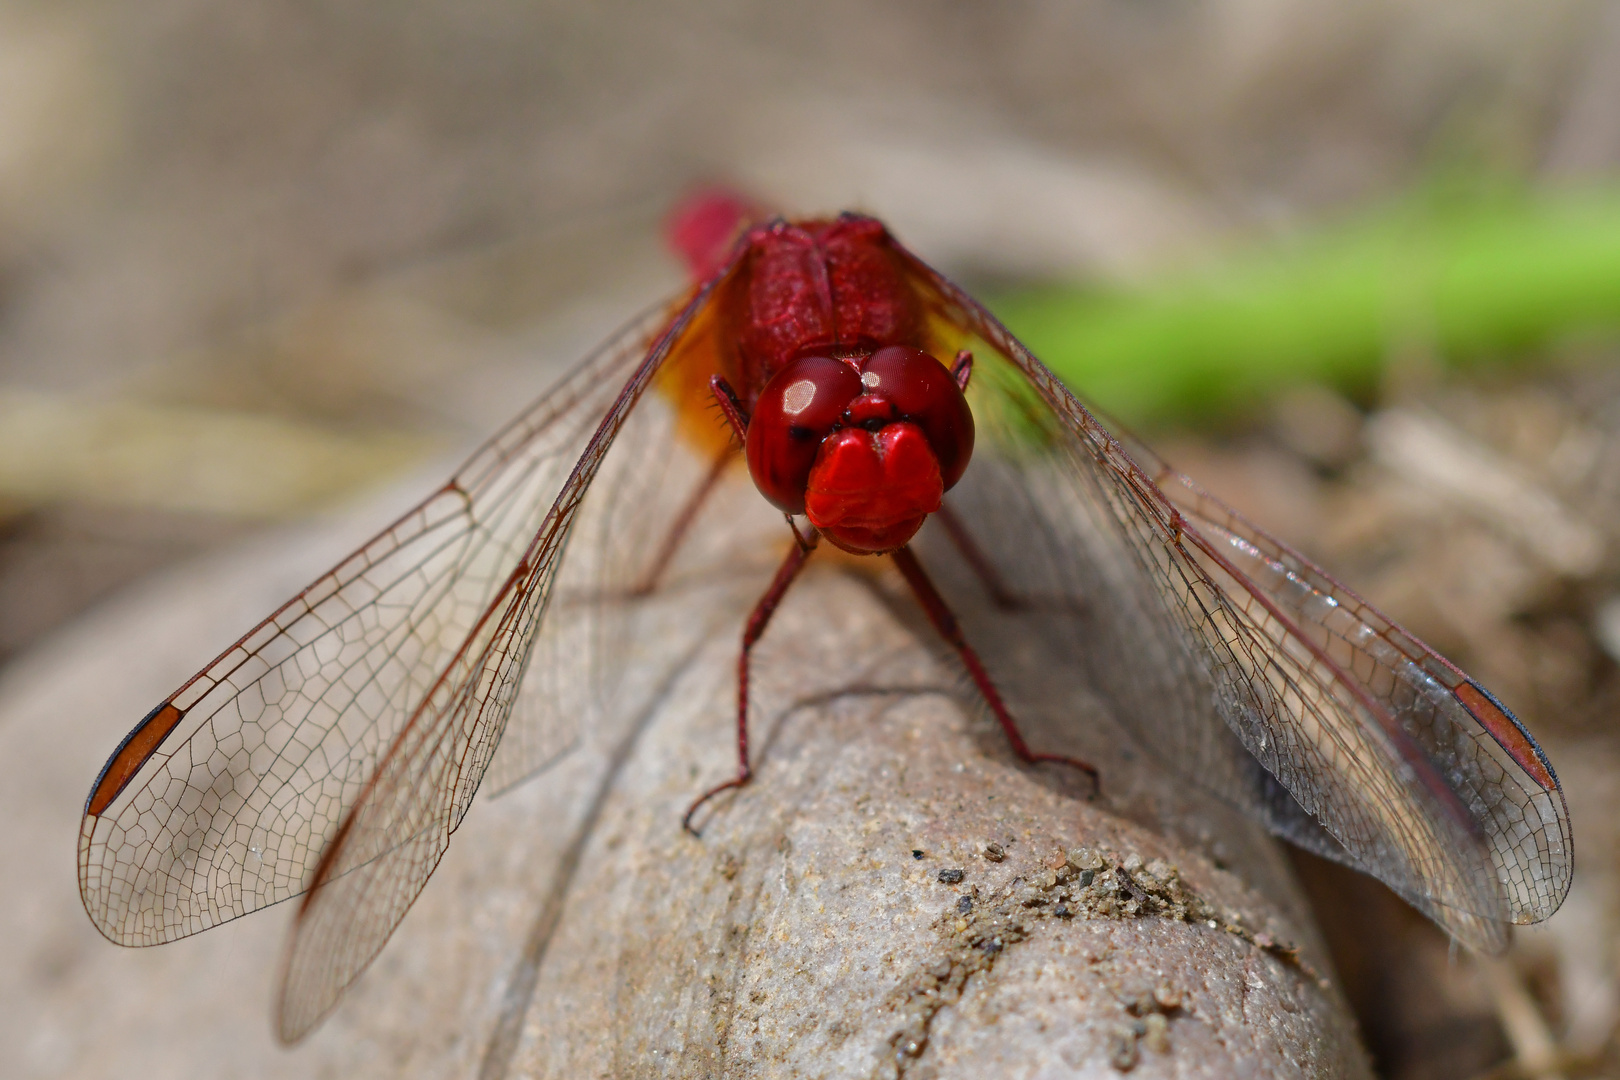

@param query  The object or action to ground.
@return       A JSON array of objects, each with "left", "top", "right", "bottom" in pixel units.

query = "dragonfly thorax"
[{"left": 730, "top": 215, "right": 926, "bottom": 392}]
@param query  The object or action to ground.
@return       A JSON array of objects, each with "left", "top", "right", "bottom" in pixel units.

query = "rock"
[{"left": 0, "top": 493, "right": 1370, "bottom": 1078}]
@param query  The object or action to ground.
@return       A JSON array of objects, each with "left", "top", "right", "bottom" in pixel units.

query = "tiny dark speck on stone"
[
  {"left": 957, "top": 895, "right": 973, "bottom": 914},
  {"left": 1055, "top": 904, "right": 1071, "bottom": 918},
  {"left": 983, "top": 841, "right": 1005, "bottom": 862},
  {"left": 912, "top": 849, "right": 924, "bottom": 860},
  {"left": 1079, "top": 869, "right": 1095, "bottom": 886},
  {"left": 938, "top": 868, "right": 965, "bottom": 885}
]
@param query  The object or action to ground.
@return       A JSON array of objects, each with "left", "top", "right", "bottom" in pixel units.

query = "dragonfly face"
[{"left": 745, "top": 345, "right": 974, "bottom": 554}]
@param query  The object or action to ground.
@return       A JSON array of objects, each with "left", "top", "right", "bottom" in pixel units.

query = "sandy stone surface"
[{"left": 1, "top": 475, "right": 1370, "bottom": 1079}]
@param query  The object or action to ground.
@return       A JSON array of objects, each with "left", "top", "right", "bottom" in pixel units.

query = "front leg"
[
  {"left": 682, "top": 528, "right": 821, "bottom": 835},
  {"left": 889, "top": 544, "right": 1099, "bottom": 794}
]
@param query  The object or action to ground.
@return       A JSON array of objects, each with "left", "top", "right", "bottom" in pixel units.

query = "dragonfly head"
[{"left": 745, "top": 345, "right": 974, "bottom": 554}]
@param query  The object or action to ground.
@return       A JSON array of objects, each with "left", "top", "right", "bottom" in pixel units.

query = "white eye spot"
[
  {"left": 781, "top": 379, "right": 817, "bottom": 415},
  {"left": 862, "top": 371, "right": 880, "bottom": 388}
]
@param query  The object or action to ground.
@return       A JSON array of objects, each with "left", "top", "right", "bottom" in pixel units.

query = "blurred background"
[{"left": 2, "top": 1, "right": 1619, "bottom": 1077}]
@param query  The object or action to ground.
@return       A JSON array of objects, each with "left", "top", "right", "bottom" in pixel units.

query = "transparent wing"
[
  {"left": 897, "top": 248, "right": 1572, "bottom": 949},
  {"left": 272, "top": 269, "right": 771, "bottom": 1041},
  {"left": 484, "top": 393, "right": 759, "bottom": 797},
  {"left": 1117, "top": 429, "right": 1572, "bottom": 928},
  {"left": 77, "top": 280, "right": 723, "bottom": 968}
]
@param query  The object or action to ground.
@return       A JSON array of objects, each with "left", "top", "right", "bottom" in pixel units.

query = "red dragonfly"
[{"left": 79, "top": 193, "right": 1572, "bottom": 1042}]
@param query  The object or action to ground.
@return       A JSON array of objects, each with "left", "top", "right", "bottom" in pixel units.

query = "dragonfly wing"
[
  {"left": 269, "top": 279, "right": 754, "bottom": 1040},
  {"left": 484, "top": 387, "right": 753, "bottom": 796},
  {"left": 898, "top": 248, "right": 1571, "bottom": 948},
  {"left": 922, "top": 448, "right": 1330, "bottom": 846},
  {"left": 283, "top": 403, "right": 781, "bottom": 1040},
  {"left": 76, "top": 305, "right": 663, "bottom": 951},
  {"left": 77, "top": 278, "right": 724, "bottom": 963},
  {"left": 1117, "top": 429, "right": 1573, "bottom": 926}
]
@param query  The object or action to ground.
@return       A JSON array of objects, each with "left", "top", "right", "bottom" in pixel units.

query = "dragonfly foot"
[
  {"left": 681, "top": 769, "right": 753, "bottom": 836},
  {"left": 1026, "top": 752, "right": 1101, "bottom": 799}
]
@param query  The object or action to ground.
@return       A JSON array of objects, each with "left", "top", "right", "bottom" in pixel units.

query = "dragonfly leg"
[
  {"left": 933, "top": 502, "right": 1087, "bottom": 617},
  {"left": 682, "top": 529, "right": 821, "bottom": 835},
  {"left": 934, "top": 503, "right": 1022, "bottom": 610},
  {"left": 624, "top": 373, "right": 754, "bottom": 597},
  {"left": 626, "top": 445, "right": 735, "bottom": 597},
  {"left": 890, "top": 543, "right": 1100, "bottom": 795},
  {"left": 709, "top": 374, "right": 750, "bottom": 440}
]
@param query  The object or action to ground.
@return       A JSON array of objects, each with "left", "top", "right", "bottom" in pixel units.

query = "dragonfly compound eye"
[
  {"left": 857, "top": 345, "right": 974, "bottom": 491},
  {"left": 745, "top": 346, "right": 975, "bottom": 555},
  {"left": 746, "top": 354, "right": 864, "bottom": 514}
]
